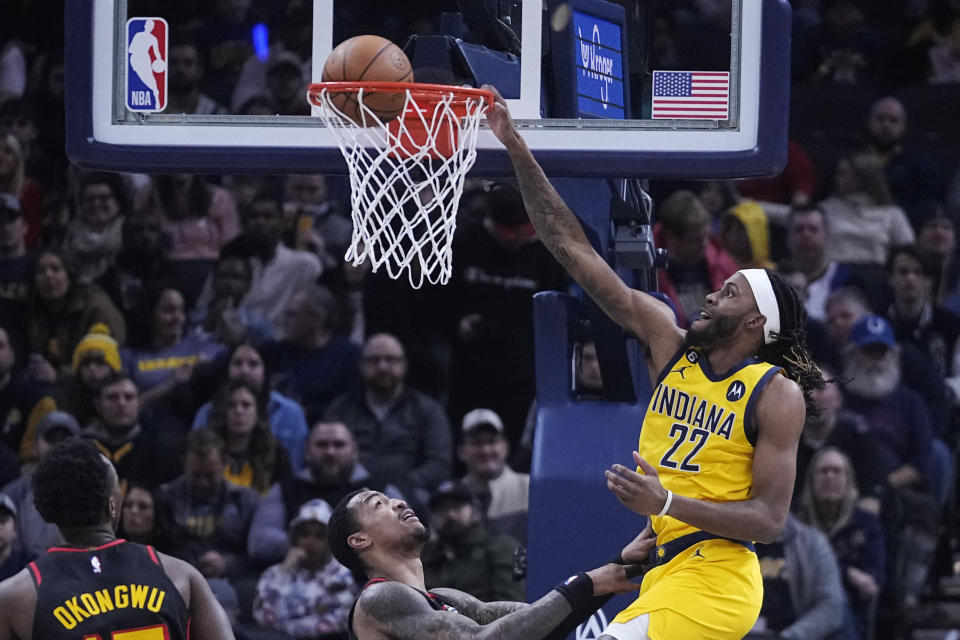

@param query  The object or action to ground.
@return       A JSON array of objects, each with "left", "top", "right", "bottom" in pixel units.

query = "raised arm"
[
  {"left": 606, "top": 374, "right": 805, "bottom": 543},
  {"left": 355, "top": 580, "right": 564, "bottom": 640},
  {"left": 355, "top": 564, "right": 639, "bottom": 640},
  {"left": 485, "top": 87, "right": 684, "bottom": 371},
  {"left": 429, "top": 588, "right": 527, "bottom": 624}
]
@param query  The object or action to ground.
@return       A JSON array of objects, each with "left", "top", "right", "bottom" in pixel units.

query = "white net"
[{"left": 311, "top": 84, "right": 491, "bottom": 288}]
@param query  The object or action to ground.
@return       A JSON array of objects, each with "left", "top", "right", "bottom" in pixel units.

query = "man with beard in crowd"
[
  {"left": 823, "top": 287, "right": 950, "bottom": 434},
  {"left": 247, "top": 420, "right": 403, "bottom": 565},
  {"left": 862, "top": 96, "right": 945, "bottom": 227},
  {"left": 839, "top": 314, "right": 944, "bottom": 609},
  {"left": 840, "top": 315, "right": 934, "bottom": 495},
  {"left": 421, "top": 481, "right": 524, "bottom": 603},
  {"left": 324, "top": 333, "right": 451, "bottom": 508}
]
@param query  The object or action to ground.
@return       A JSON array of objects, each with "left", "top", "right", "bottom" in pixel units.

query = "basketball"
[
  {"left": 151, "top": 59, "right": 165, "bottom": 73},
  {"left": 321, "top": 35, "right": 413, "bottom": 126}
]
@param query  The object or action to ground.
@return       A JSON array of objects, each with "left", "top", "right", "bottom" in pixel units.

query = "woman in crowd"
[
  {"left": 192, "top": 341, "right": 308, "bottom": 469},
  {"left": 62, "top": 172, "right": 128, "bottom": 284},
  {"left": 0, "top": 132, "right": 42, "bottom": 247},
  {"left": 206, "top": 378, "right": 291, "bottom": 494},
  {"left": 148, "top": 173, "right": 241, "bottom": 308},
  {"left": 798, "top": 447, "right": 886, "bottom": 640},
  {"left": 117, "top": 482, "right": 173, "bottom": 552},
  {"left": 151, "top": 173, "right": 240, "bottom": 261},
  {"left": 819, "top": 153, "right": 915, "bottom": 265},
  {"left": 121, "top": 284, "right": 225, "bottom": 405},
  {"left": 24, "top": 248, "right": 126, "bottom": 381}
]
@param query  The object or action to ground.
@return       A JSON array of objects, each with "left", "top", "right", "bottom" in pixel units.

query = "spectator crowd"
[{"left": 1, "top": 1, "right": 960, "bottom": 639}]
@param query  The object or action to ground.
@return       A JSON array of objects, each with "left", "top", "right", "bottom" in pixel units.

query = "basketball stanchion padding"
[{"left": 308, "top": 82, "right": 494, "bottom": 288}]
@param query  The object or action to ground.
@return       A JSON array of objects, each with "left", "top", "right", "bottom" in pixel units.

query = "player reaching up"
[
  {"left": 328, "top": 489, "right": 654, "bottom": 640},
  {"left": 485, "top": 85, "right": 823, "bottom": 640}
]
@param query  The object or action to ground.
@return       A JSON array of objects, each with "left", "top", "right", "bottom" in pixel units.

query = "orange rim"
[{"left": 307, "top": 82, "right": 494, "bottom": 109}]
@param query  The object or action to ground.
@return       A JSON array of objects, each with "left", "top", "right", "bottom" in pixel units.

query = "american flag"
[{"left": 651, "top": 71, "right": 730, "bottom": 119}]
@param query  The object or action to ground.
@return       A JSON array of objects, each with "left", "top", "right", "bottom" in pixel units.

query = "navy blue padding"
[{"left": 66, "top": 0, "right": 790, "bottom": 178}]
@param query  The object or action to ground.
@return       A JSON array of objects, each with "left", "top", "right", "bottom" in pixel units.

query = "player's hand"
[
  {"left": 585, "top": 563, "right": 643, "bottom": 596},
  {"left": 620, "top": 522, "right": 657, "bottom": 565},
  {"left": 482, "top": 85, "right": 522, "bottom": 149},
  {"left": 605, "top": 451, "right": 670, "bottom": 516}
]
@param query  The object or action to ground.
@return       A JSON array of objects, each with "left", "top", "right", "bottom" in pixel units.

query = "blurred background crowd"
[{"left": 1, "top": 0, "right": 960, "bottom": 639}]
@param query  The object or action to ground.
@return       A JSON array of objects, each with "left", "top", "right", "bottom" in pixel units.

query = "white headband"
[{"left": 738, "top": 269, "right": 781, "bottom": 345}]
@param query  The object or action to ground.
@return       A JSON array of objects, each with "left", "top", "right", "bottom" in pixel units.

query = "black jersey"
[
  {"left": 347, "top": 578, "right": 458, "bottom": 640},
  {"left": 28, "top": 539, "right": 189, "bottom": 640}
]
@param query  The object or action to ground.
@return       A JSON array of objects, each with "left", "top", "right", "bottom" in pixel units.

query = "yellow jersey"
[{"left": 640, "top": 346, "right": 783, "bottom": 545}]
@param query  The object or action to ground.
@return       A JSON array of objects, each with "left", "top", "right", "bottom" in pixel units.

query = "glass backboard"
[{"left": 66, "top": 0, "right": 791, "bottom": 178}]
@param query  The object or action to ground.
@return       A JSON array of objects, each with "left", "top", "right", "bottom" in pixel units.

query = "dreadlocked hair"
[{"left": 756, "top": 270, "right": 825, "bottom": 418}]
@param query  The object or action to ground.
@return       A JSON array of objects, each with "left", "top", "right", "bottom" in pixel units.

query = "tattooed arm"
[
  {"left": 353, "top": 563, "right": 640, "bottom": 640},
  {"left": 353, "top": 581, "right": 565, "bottom": 640},
  {"left": 483, "top": 86, "right": 684, "bottom": 373},
  {"left": 429, "top": 588, "right": 526, "bottom": 624}
]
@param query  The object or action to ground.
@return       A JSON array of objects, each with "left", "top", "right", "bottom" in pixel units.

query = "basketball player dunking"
[
  {"left": 485, "top": 87, "right": 823, "bottom": 640},
  {"left": 0, "top": 438, "right": 234, "bottom": 640}
]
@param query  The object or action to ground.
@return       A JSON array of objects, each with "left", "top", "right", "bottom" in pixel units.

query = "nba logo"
[{"left": 125, "top": 17, "right": 168, "bottom": 113}]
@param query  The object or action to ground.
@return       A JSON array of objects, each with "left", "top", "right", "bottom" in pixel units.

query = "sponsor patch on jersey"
[
  {"left": 726, "top": 380, "right": 746, "bottom": 402},
  {"left": 685, "top": 350, "right": 698, "bottom": 363}
]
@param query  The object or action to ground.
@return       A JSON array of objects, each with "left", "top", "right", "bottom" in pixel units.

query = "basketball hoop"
[{"left": 308, "top": 82, "right": 494, "bottom": 288}]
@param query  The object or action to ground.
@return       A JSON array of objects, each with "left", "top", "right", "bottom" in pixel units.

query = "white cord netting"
[{"left": 314, "top": 86, "right": 490, "bottom": 288}]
